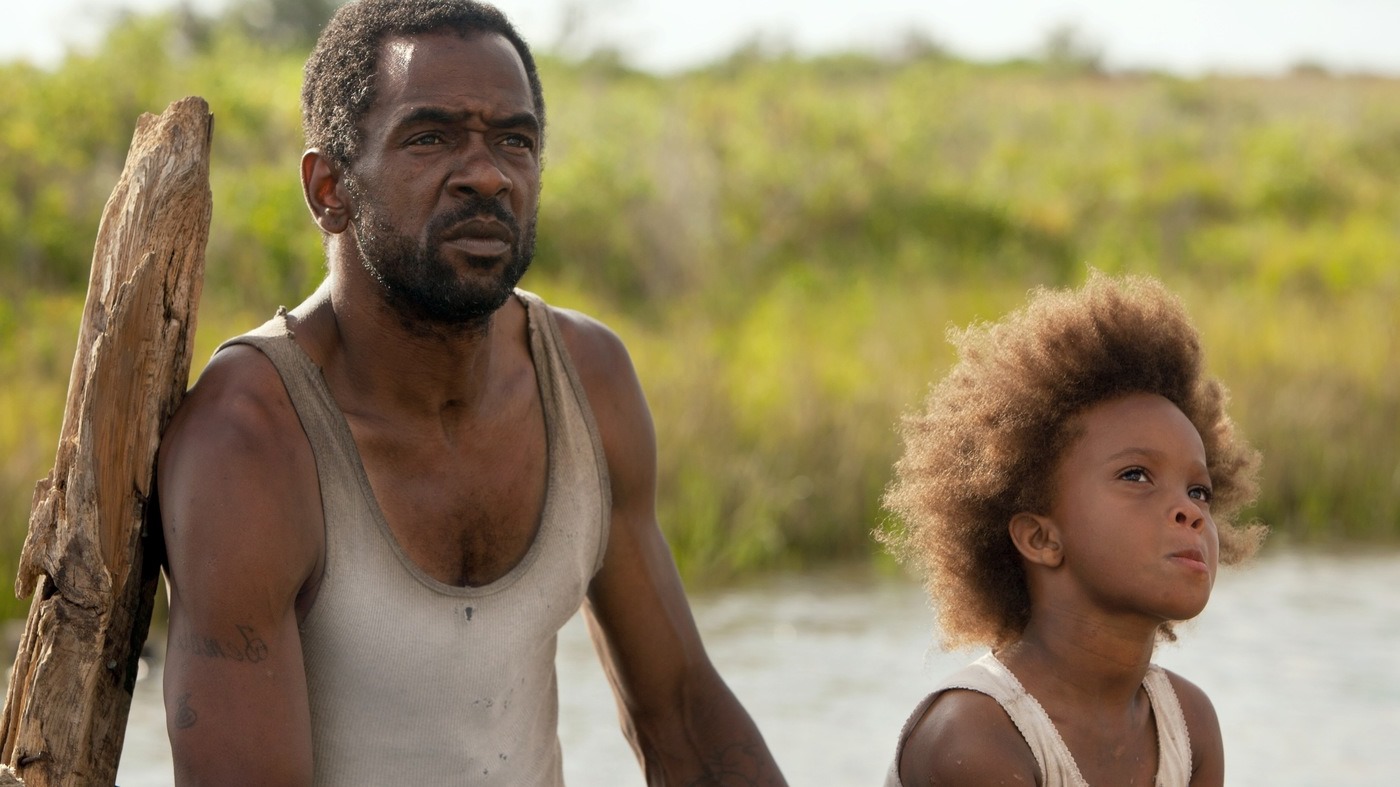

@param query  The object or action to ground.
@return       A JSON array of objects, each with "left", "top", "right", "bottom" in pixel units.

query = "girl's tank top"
[{"left": 885, "top": 652, "right": 1193, "bottom": 787}]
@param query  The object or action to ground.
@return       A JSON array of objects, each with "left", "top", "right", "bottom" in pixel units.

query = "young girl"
[{"left": 882, "top": 273, "right": 1266, "bottom": 786}]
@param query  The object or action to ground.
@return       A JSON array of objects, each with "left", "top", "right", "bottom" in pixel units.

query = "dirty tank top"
[
  {"left": 885, "top": 652, "right": 1193, "bottom": 786},
  {"left": 219, "top": 289, "right": 610, "bottom": 786}
]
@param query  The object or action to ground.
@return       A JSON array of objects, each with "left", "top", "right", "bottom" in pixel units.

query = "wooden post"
[{"left": 0, "top": 97, "right": 213, "bottom": 786}]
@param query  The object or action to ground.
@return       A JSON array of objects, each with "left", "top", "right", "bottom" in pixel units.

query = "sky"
[{"left": 5, "top": 0, "right": 1400, "bottom": 76}]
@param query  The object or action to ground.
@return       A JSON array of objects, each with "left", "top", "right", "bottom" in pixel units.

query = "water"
[{"left": 59, "top": 551, "right": 1400, "bottom": 785}]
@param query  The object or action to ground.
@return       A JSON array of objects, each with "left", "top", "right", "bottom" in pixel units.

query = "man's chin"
[
  {"left": 386, "top": 275, "right": 525, "bottom": 331},
  {"left": 386, "top": 295, "right": 506, "bottom": 336}
]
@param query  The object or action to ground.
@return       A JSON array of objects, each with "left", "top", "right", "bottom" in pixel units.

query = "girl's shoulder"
[
  {"left": 896, "top": 685, "right": 1040, "bottom": 786},
  {"left": 1159, "top": 668, "right": 1225, "bottom": 785}
]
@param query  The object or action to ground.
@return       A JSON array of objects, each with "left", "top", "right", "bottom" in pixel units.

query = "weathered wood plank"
[{"left": 0, "top": 97, "right": 213, "bottom": 786}]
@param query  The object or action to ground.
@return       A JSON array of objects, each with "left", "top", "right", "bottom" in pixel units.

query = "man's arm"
[
  {"left": 557, "top": 309, "right": 787, "bottom": 786},
  {"left": 158, "top": 347, "right": 322, "bottom": 786}
]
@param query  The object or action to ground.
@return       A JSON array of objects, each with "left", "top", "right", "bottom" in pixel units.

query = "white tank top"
[
  {"left": 223, "top": 290, "right": 610, "bottom": 785},
  {"left": 885, "top": 652, "right": 1194, "bottom": 786}
]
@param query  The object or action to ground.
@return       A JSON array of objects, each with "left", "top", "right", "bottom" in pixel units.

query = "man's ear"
[
  {"left": 301, "top": 149, "right": 351, "bottom": 234},
  {"left": 1009, "top": 512, "right": 1063, "bottom": 568}
]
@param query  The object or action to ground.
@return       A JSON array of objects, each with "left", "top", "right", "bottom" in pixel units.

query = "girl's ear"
[
  {"left": 301, "top": 149, "right": 352, "bottom": 234},
  {"left": 1009, "top": 512, "right": 1063, "bottom": 568}
]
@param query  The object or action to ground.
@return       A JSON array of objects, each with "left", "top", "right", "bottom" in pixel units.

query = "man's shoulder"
[
  {"left": 520, "top": 295, "right": 653, "bottom": 468},
  {"left": 527, "top": 296, "right": 632, "bottom": 378},
  {"left": 158, "top": 333, "right": 324, "bottom": 585},
  {"left": 163, "top": 339, "right": 307, "bottom": 467}
]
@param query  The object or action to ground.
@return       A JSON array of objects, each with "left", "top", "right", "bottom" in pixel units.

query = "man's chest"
[{"left": 352, "top": 409, "right": 550, "bottom": 587}]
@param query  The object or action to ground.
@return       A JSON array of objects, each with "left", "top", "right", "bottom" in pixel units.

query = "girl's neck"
[{"left": 997, "top": 607, "right": 1158, "bottom": 709}]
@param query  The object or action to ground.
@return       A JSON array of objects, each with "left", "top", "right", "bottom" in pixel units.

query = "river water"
[{"left": 51, "top": 551, "right": 1400, "bottom": 785}]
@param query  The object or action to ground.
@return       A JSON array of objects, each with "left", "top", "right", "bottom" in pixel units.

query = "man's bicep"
[
  {"left": 580, "top": 385, "right": 784, "bottom": 783},
  {"left": 582, "top": 378, "right": 709, "bottom": 712},
  {"left": 161, "top": 476, "right": 316, "bottom": 783},
  {"left": 158, "top": 351, "right": 320, "bottom": 784},
  {"left": 163, "top": 581, "right": 313, "bottom": 784},
  {"left": 558, "top": 312, "right": 710, "bottom": 703},
  {"left": 565, "top": 309, "right": 787, "bottom": 784},
  {"left": 585, "top": 505, "right": 709, "bottom": 705}
]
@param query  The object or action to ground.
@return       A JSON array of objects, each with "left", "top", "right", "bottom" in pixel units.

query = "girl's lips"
[{"left": 1169, "top": 549, "right": 1209, "bottom": 573}]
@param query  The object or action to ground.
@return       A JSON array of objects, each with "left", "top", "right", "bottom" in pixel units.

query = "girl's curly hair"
[{"left": 882, "top": 272, "right": 1265, "bottom": 650}]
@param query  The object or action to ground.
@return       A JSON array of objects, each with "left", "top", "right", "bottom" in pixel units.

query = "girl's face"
[{"left": 1046, "top": 392, "right": 1219, "bottom": 625}]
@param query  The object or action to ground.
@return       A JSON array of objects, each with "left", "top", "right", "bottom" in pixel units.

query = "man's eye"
[
  {"left": 501, "top": 134, "right": 535, "bottom": 149},
  {"left": 409, "top": 132, "right": 445, "bottom": 146}
]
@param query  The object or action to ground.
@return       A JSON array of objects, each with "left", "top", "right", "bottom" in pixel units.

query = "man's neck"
[{"left": 290, "top": 272, "right": 517, "bottom": 428}]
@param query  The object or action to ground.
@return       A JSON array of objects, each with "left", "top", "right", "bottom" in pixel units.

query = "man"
[{"left": 156, "top": 1, "right": 787, "bottom": 784}]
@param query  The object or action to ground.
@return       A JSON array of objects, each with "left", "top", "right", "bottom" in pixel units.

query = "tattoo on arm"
[
  {"left": 172, "top": 623, "right": 270, "bottom": 663},
  {"left": 174, "top": 692, "right": 198, "bottom": 730},
  {"left": 685, "top": 743, "right": 783, "bottom": 787}
]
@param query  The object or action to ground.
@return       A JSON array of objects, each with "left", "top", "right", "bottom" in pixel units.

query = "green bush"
[{"left": 2, "top": 13, "right": 1398, "bottom": 616}]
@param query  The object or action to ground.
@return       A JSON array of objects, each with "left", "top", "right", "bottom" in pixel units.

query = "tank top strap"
[
  {"left": 964, "top": 653, "right": 1089, "bottom": 787},
  {"left": 889, "top": 655, "right": 1196, "bottom": 787},
  {"left": 1142, "top": 665, "right": 1194, "bottom": 785},
  {"left": 884, "top": 653, "right": 1089, "bottom": 787},
  {"left": 214, "top": 307, "right": 361, "bottom": 485},
  {"left": 515, "top": 289, "right": 612, "bottom": 575}
]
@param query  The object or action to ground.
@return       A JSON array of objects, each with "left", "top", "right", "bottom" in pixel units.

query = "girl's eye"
[
  {"left": 1189, "top": 485, "right": 1214, "bottom": 503},
  {"left": 1119, "top": 468, "right": 1148, "bottom": 483}
]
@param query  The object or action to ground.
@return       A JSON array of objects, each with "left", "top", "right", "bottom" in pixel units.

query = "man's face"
[{"left": 344, "top": 31, "right": 542, "bottom": 329}]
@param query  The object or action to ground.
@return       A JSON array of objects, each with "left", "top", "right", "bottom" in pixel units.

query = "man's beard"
[{"left": 349, "top": 191, "right": 536, "bottom": 333}]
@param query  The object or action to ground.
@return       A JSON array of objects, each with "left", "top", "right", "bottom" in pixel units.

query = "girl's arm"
[
  {"left": 899, "top": 689, "right": 1040, "bottom": 786},
  {"left": 1166, "top": 671, "right": 1225, "bottom": 787}
]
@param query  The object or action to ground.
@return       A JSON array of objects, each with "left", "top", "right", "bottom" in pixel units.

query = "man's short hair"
[{"left": 301, "top": 0, "right": 546, "bottom": 169}]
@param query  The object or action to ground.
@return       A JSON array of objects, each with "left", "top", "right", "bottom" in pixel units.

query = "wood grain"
[{"left": 0, "top": 96, "right": 212, "bottom": 786}]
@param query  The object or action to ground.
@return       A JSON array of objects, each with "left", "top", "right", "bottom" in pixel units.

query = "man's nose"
[{"left": 449, "top": 136, "right": 510, "bottom": 198}]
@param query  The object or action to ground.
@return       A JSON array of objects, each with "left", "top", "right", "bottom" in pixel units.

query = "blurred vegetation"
[{"left": 2, "top": 6, "right": 1398, "bottom": 617}]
